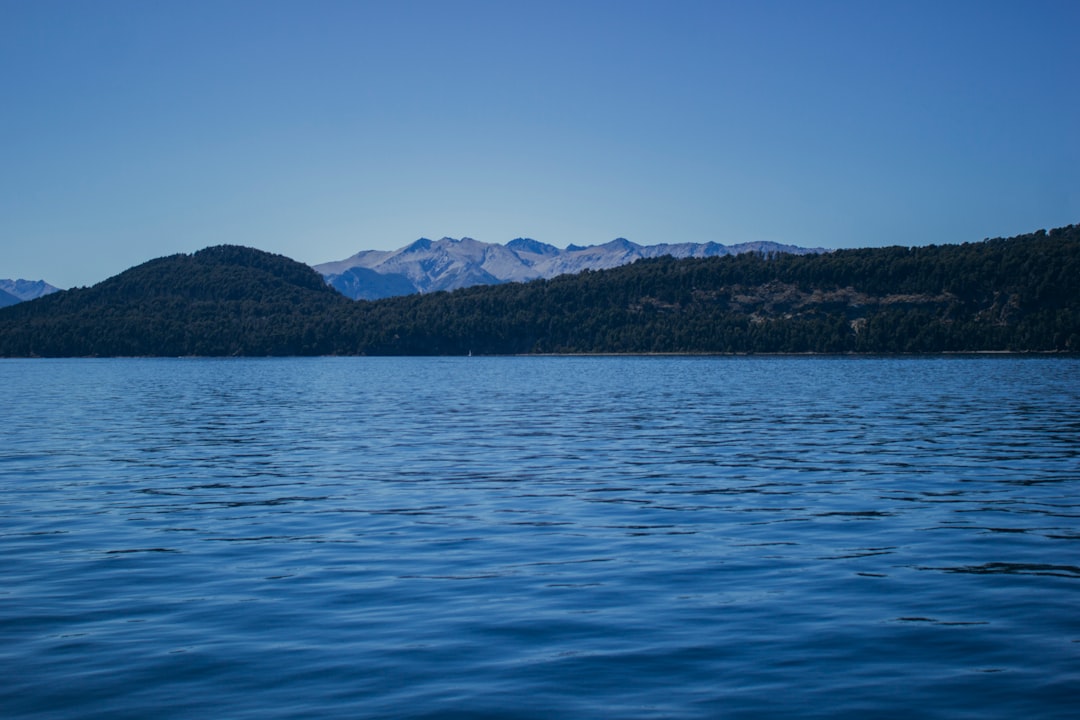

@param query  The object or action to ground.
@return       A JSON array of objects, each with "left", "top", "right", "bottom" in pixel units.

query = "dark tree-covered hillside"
[
  {"left": 1, "top": 226, "right": 1077, "bottom": 356},
  {"left": 331, "top": 224, "right": 1080, "bottom": 355},
  {"left": 0, "top": 246, "right": 354, "bottom": 356}
]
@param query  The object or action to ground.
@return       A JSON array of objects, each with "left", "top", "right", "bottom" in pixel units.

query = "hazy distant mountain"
[
  {"left": 314, "top": 237, "right": 826, "bottom": 300},
  {"left": 0, "top": 279, "right": 61, "bottom": 304},
  {"left": 327, "top": 266, "right": 417, "bottom": 301}
]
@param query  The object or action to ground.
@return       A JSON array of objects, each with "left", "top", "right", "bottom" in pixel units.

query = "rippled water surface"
[{"left": 1, "top": 356, "right": 1078, "bottom": 719}]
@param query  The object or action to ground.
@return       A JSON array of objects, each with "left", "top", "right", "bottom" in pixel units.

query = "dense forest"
[
  {"left": 1, "top": 225, "right": 1077, "bottom": 356},
  {"left": 0, "top": 246, "right": 353, "bottom": 356}
]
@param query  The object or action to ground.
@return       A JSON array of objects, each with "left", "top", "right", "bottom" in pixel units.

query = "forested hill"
[
  {"left": 344, "top": 225, "right": 1080, "bottom": 354},
  {"left": 0, "top": 226, "right": 1077, "bottom": 356},
  {"left": 0, "top": 246, "right": 354, "bottom": 356}
]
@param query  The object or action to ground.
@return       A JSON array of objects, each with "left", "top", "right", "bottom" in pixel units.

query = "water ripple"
[{"left": 1, "top": 356, "right": 1078, "bottom": 719}]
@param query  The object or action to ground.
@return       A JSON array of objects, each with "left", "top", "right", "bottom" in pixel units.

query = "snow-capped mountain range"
[{"left": 314, "top": 237, "right": 827, "bottom": 300}]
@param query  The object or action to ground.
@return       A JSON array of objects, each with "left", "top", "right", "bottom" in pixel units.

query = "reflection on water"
[{"left": 1, "top": 356, "right": 1078, "bottom": 719}]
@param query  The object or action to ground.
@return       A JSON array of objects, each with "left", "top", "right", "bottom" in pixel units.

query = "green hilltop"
[
  {"left": 1, "top": 225, "right": 1078, "bottom": 356},
  {"left": 0, "top": 246, "right": 352, "bottom": 356}
]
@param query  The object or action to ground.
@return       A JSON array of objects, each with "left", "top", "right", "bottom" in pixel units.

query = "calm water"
[{"left": 1, "top": 356, "right": 1077, "bottom": 719}]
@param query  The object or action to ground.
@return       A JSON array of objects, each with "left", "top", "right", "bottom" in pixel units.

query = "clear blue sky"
[{"left": 2, "top": 0, "right": 1077, "bottom": 288}]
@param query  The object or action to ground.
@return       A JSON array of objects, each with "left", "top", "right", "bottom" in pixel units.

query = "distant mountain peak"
[
  {"left": 403, "top": 238, "right": 433, "bottom": 253},
  {"left": 506, "top": 237, "right": 559, "bottom": 256},
  {"left": 0, "top": 278, "right": 62, "bottom": 304}
]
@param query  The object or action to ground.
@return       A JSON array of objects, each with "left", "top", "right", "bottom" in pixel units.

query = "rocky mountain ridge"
[
  {"left": 314, "top": 237, "right": 826, "bottom": 300},
  {"left": 0, "top": 279, "right": 61, "bottom": 307}
]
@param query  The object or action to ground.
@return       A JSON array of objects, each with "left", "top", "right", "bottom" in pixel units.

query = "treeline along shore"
[{"left": 1, "top": 225, "right": 1077, "bottom": 356}]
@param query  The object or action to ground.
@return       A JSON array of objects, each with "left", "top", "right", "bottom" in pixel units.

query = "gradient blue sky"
[{"left": 2, "top": 0, "right": 1077, "bottom": 288}]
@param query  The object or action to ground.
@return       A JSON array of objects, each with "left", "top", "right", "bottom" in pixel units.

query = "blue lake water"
[{"left": 1, "top": 356, "right": 1078, "bottom": 719}]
